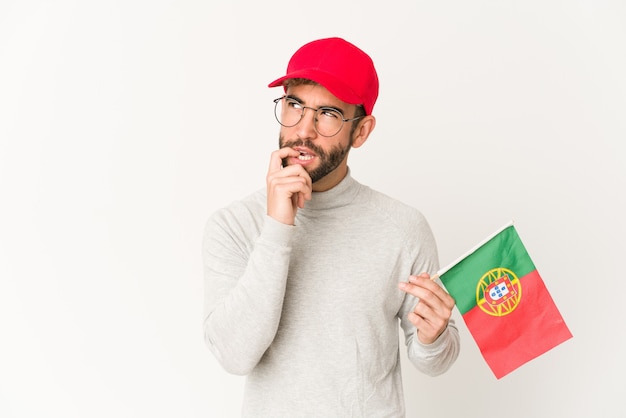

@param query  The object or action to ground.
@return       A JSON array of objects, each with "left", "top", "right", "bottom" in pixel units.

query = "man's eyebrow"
[
  {"left": 285, "top": 94, "right": 346, "bottom": 114},
  {"left": 285, "top": 94, "right": 304, "bottom": 104}
]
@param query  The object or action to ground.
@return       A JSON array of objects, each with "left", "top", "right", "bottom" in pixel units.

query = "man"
[{"left": 203, "top": 37, "right": 460, "bottom": 417}]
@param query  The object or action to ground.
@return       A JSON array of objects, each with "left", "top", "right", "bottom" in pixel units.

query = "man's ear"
[{"left": 351, "top": 115, "right": 376, "bottom": 148}]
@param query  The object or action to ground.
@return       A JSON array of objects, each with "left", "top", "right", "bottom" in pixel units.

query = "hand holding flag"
[{"left": 399, "top": 273, "right": 456, "bottom": 345}]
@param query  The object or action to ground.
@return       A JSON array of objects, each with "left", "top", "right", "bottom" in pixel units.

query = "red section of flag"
[{"left": 463, "top": 269, "right": 572, "bottom": 379}]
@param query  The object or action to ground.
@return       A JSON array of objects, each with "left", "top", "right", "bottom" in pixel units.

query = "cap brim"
[{"left": 268, "top": 69, "right": 361, "bottom": 107}]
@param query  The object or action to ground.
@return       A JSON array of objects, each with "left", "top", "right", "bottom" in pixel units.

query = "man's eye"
[
  {"left": 286, "top": 100, "right": 303, "bottom": 110},
  {"left": 320, "top": 109, "right": 341, "bottom": 120}
]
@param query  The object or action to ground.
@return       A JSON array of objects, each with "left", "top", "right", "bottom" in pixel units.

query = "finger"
[
  {"left": 412, "top": 300, "right": 440, "bottom": 323},
  {"left": 399, "top": 276, "right": 447, "bottom": 303},
  {"left": 269, "top": 176, "right": 311, "bottom": 197},
  {"left": 269, "top": 170, "right": 312, "bottom": 202},
  {"left": 407, "top": 307, "right": 437, "bottom": 331},
  {"left": 407, "top": 311, "right": 448, "bottom": 345},
  {"left": 409, "top": 296, "right": 452, "bottom": 342},
  {"left": 407, "top": 274, "right": 456, "bottom": 309},
  {"left": 268, "top": 147, "right": 300, "bottom": 174},
  {"left": 398, "top": 282, "right": 455, "bottom": 318},
  {"left": 296, "top": 190, "right": 306, "bottom": 208},
  {"left": 267, "top": 158, "right": 313, "bottom": 197},
  {"left": 266, "top": 177, "right": 311, "bottom": 224}
]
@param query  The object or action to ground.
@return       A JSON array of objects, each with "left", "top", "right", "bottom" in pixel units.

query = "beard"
[{"left": 279, "top": 136, "right": 351, "bottom": 184}]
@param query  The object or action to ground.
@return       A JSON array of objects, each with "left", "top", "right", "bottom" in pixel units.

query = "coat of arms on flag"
[{"left": 479, "top": 269, "right": 520, "bottom": 316}]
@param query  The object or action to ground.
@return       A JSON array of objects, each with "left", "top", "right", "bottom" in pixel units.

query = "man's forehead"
[{"left": 286, "top": 83, "right": 351, "bottom": 109}]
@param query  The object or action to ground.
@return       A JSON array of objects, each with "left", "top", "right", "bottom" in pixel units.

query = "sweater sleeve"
[
  {"left": 202, "top": 209, "right": 294, "bottom": 375},
  {"left": 398, "top": 214, "right": 461, "bottom": 376}
]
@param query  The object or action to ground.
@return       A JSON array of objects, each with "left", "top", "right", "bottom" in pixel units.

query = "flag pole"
[{"left": 430, "top": 220, "right": 515, "bottom": 281}]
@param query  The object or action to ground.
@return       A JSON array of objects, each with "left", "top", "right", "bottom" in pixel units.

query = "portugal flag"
[{"left": 438, "top": 222, "right": 572, "bottom": 379}]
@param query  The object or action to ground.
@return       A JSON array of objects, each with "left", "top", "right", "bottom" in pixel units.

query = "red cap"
[{"left": 268, "top": 37, "right": 379, "bottom": 115}]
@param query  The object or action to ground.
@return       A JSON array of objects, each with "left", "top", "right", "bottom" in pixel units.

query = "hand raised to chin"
[{"left": 266, "top": 147, "right": 313, "bottom": 225}]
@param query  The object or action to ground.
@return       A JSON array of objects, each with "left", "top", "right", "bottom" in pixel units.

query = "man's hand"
[
  {"left": 266, "top": 147, "right": 313, "bottom": 225},
  {"left": 398, "top": 272, "right": 455, "bottom": 345}
]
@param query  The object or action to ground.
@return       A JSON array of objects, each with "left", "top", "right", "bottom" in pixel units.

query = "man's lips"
[{"left": 292, "top": 147, "right": 316, "bottom": 163}]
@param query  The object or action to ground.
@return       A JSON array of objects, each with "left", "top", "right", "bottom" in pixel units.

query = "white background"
[{"left": 1, "top": 1, "right": 625, "bottom": 417}]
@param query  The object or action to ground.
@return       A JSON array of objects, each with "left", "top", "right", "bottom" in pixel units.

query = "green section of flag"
[{"left": 440, "top": 225, "right": 536, "bottom": 315}]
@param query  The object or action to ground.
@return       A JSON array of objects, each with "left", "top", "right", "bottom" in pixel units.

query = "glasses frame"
[{"left": 273, "top": 95, "right": 364, "bottom": 137}]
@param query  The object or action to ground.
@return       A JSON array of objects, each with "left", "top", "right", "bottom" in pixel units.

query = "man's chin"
[{"left": 305, "top": 169, "right": 325, "bottom": 184}]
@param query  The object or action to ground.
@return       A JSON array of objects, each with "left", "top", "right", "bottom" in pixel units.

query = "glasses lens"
[
  {"left": 274, "top": 97, "right": 301, "bottom": 127},
  {"left": 314, "top": 108, "right": 343, "bottom": 137}
]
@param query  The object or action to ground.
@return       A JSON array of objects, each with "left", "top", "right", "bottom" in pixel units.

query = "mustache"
[{"left": 280, "top": 139, "right": 325, "bottom": 156}]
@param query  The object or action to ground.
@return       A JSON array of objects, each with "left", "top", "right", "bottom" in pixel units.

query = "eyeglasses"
[{"left": 273, "top": 96, "right": 364, "bottom": 137}]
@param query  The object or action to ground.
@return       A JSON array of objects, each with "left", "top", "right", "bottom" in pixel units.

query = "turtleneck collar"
[{"left": 300, "top": 168, "right": 362, "bottom": 212}]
